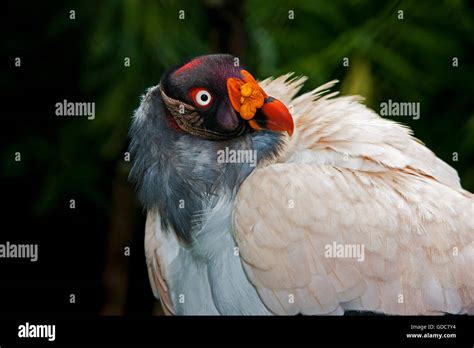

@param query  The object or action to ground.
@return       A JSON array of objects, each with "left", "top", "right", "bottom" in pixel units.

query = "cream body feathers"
[{"left": 146, "top": 75, "right": 474, "bottom": 315}]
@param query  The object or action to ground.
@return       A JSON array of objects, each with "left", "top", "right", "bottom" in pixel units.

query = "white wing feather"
[{"left": 233, "top": 76, "right": 474, "bottom": 315}]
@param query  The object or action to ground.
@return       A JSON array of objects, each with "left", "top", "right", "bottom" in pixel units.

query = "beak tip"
[{"left": 259, "top": 97, "right": 294, "bottom": 135}]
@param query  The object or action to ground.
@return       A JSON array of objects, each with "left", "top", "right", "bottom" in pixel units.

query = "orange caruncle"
[{"left": 227, "top": 70, "right": 268, "bottom": 120}]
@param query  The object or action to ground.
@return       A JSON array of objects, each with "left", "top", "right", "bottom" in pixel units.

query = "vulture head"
[{"left": 129, "top": 54, "right": 292, "bottom": 242}]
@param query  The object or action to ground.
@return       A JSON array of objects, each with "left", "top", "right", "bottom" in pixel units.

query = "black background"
[
  {"left": 1, "top": 1, "right": 151, "bottom": 315},
  {"left": 1, "top": 0, "right": 474, "bottom": 346}
]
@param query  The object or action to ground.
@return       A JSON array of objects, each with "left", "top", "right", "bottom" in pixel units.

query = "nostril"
[{"left": 216, "top": 101, "right": 239, "bottom": 131}]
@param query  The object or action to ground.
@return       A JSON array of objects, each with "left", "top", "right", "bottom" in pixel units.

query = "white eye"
[{"left": 193, "top": 89, "right": 213, "bottom": 107}]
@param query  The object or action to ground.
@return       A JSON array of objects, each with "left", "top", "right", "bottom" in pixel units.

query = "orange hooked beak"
[{"left": 227, "top": 70, "right": 294, "bottom": 136}]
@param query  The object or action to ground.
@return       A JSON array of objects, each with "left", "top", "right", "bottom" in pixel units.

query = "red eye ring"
[{"left": 190, "top": 88, "right": 213, "bottom": 108}]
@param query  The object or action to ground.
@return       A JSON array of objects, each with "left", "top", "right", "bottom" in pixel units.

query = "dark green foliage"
[{"left": 3, "top": 0, "right": 474, "bottom": 215}]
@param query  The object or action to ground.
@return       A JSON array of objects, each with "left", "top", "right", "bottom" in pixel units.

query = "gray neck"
[{"left": 129, "top": 87, "right": 285, "bottom": 243}]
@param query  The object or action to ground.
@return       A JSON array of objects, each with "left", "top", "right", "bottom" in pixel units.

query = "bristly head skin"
[
  {"left": 162, "top": 54, "right": 248, "bottom": 137},
  {"left": 128, "top": 54, "right": 286, "bottom": 243}
]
